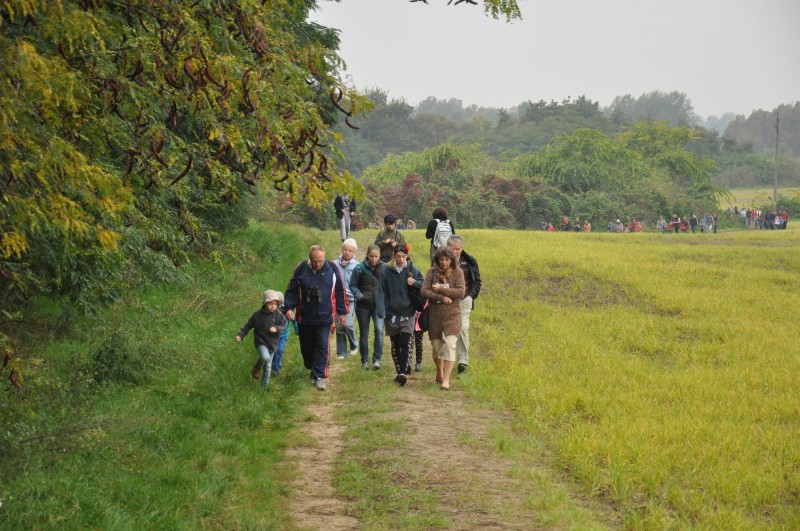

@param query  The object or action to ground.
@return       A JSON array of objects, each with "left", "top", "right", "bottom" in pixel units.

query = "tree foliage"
[
  {"left": 606, "top": 90, "right": 699, "bottom": 127},
  {"left": 1, "top": 0, "right": 370, "bottom": 321},
  {"left": 359, "top": 121, "right": 721, "bottom": 231},
  {"left": 724, "top": 102, "right": 800, "bottom": 157}
]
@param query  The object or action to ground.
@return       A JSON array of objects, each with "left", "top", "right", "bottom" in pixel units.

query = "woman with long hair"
[
  {"left": 349, "top": 244, "right": 386, "bottom": 370},
  {"left": 420, "top": 246, "right": 465, "bottom": 390}
]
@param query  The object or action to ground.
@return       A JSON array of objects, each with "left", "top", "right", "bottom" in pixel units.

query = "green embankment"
[{"left": 1, "top": 222, "right": 322, "bottom": 528}]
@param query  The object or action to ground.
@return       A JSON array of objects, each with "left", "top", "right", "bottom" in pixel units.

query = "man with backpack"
[{"left": 425, "top": 206, "right": 456, "bottom": 264}]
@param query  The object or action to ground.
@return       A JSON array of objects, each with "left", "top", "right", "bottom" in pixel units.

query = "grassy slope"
[
  {"left": 1, "top": 221, "right": 327, "bottom": 528},
  {"left": 720, "top": 186, "right": 800, "bottom": 209}
]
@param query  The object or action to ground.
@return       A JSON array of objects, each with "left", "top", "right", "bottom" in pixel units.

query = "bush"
[{"left": 90, "top": 329, "right": 149, "bottom": 386}]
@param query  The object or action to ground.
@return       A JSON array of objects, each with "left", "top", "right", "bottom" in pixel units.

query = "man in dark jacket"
[
  {"left": 334, "top": 193, "right": 356, "bottom": 241},
  {"left": 447, "top": 235, "right": 482, "bottom": 374},
  {"left": 689, "top": 214, "right": 698, "bottom": 233},
  {"left": 284, "top": 245, "right": 348, "bottom": 390}
]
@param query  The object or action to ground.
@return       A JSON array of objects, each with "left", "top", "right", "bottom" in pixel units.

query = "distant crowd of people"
[
  {"left": 731, "top": 206, "right": 789, "bottom": 230},
  {"left": 538, "top": 213, "right": 727, "bottom": 234},
  {"left": 538, "top": 207, "right": 792, "bottom": 234}
]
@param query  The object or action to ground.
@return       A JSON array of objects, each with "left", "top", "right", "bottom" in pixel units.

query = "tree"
[
  {"left": 1, "top": 0, "right": 370, "bottom": 322},
  {"left": 607, "top": 91, "right": 699, "bottom": 127},
  {"left": 723, "top": 103, "right": 800, "bottom": 157},
  {"left": 409, "top": 0, "right": 522, "bottom": 21}
]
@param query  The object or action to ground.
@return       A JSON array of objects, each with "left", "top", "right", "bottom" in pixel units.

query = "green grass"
[
  {"left": 0, "top": 222, "right": 327, "bottom": 528},
  {"left": 397, "top": 226, "right": 800, "bottom": 529},
  {"left": 4, "top": 221, "right": 799, "bottom": 529},
  {"left": 720, "top": 186, "right": 800, "bottom": 209}
]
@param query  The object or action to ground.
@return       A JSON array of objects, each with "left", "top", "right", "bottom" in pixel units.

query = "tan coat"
[{"left": 421, "top": 266, "right": 465, "bottom": 339}]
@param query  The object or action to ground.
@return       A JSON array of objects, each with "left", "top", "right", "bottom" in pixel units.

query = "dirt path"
[
  {"left": 286, "top": 392, "right": 360, "bottom": 530},
  {"left": 286, "top": 244, "right": 618, "bottom": 529},
  {"left": 286, "top": 359, "right": 620, "bottom": 530}
]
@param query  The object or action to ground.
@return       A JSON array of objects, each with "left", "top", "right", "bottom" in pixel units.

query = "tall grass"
[
  {"left": 0, "top": 222, "right": 327, "bottom": 528},
  {"left": 401, "top": 226, "right": 800, "bottom": 529}
]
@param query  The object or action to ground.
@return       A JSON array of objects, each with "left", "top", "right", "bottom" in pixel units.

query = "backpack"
[{"left": 432, "top": 219, "right": 452, "bottom": 249}]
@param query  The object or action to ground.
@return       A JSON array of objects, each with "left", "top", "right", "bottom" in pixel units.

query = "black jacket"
[
  {"left": 238, "top": 309, "right": 287, "bottom": 351},
  {"left": 380, "top": 260, "right": 423, "bottom": 318},
  {"left": 459, "top": 250, "right": 482, "bottom": 307},
  {"left": 334, "top": 195, "right": 356, "bottom": 219},
  {"left": 349, "top": 260, "right": 386, "bottom": 314},
  {"left": 284, "top": 260, "right": 348, "bottom": 326}
]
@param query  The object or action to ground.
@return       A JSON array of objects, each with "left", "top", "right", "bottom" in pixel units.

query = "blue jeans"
[
  {"left": 355, "top": 306, "right": 384, "bottom": 364},
  {"left": 254, "top": 344, "right": 273, "bottom": 388},
  {"left": 271, "top": 326, "right": 290, "bottom": 373},
  {"left": 336, "top": 299, "right": 357, "bottom": 357}
]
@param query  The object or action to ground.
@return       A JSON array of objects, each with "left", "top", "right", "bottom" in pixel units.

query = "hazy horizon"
[{"left": 310, "top": 0, "right": 800, "bottom": 119}]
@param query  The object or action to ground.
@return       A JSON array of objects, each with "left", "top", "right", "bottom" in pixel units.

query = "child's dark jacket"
[{"left": 238, "top": 309, "right": 287, "bottom": 352}]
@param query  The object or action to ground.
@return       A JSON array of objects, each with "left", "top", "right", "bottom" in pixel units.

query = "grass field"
[
  {"left": 720, "top": 186, "right": 800, "bottom": 209},
  {"left": 400, "top": 225, "right": 800, "bottom": 529},
  {"left": 3, "top": 221, "right": 799, "bottom": 529}
]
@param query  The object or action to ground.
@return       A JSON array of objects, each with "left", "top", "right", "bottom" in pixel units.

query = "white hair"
[{"left": 342, "top": 238, "right": 358, "bottom": 251}]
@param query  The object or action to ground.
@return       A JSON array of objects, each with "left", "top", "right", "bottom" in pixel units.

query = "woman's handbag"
[
  {"left": 407, "top": 282, "right": 426, "bottom": 313},
  {"left": 417, "top": 302, "right": 430, "bottom": 332}
]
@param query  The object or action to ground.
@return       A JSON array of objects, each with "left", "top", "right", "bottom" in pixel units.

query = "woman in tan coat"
[{"left": 421, "top": 246, "right": 465, "bottom": 390}]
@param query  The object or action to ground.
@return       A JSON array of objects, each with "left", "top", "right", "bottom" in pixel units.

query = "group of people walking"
[
  {"left": 656, "top": 213, "right": 718, "bottom": 234},
  {"left": 236, "top": 207, "right": 481, "bottom": 393},
  {"left": 738, "top": 208, "right": 789, "bottom": 230}
]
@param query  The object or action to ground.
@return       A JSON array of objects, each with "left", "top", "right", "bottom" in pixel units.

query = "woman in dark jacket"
[
  {"left": 425, "top": 206, "right": 456, "bottom": 264},
  {"left": 349, "top": 244, "right": 386, "bottom": 370},
  {"left": 420, "top": 246, "right": 465, "bottom": 390},
  {"left": 380, "top": 243, "right": 423, "bottom": 386}
]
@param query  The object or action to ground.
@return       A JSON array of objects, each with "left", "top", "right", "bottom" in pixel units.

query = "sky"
[{"left": 309, "top": 0, "right": 800, "bottom": 119}]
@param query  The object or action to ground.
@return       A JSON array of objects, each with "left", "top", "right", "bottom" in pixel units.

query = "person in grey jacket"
[
  {"left": 236, "top": 289, "right": 287, "bottom": 388},
  {"left": 349, "top": 244, "right": 386, "bottom": 369},
  {"left": 333, "top": 239, "right": 359, "bottom": 360}
]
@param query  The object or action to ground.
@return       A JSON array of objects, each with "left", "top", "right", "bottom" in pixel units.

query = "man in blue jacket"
[{"left": 284, "top": 245, "right": 348, "bottom": 391}]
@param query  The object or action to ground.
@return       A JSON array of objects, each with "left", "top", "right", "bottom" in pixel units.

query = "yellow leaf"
[
  {"left": 1, "top": 232, "right": 30, "bottom": 259},
  {"left": 96, "top": 225, "right": 121, "bottom": 251}
]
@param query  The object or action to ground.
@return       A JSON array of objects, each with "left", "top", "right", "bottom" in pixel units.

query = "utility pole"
[{"left": 773, "top": 111, "right": 780, "bottom": 205}]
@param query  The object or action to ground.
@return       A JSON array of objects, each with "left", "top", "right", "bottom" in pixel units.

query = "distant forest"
[{"left": 319, "top": 90, "right": 800, "bottom": 230}]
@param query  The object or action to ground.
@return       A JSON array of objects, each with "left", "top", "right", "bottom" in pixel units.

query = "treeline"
[
  {"left": 335, "top": 90, "right": 800, "bottom": 192},
  {"left": 350, "top": 121, "right": 722, "bottom": 231},
  {"left": 724, "top": 102, "right": 800, "bottom": 157}
]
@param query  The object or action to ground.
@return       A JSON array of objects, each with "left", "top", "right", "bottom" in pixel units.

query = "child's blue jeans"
[
  {"left": 254, "top": 345, "right": 273, "bottom": 388},
  {"left": 271, "top": 325, "right": 291, "bottom": 373}
]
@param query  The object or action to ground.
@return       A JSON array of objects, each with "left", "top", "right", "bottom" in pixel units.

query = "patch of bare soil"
[
  {"left": 286, "top": 361, "right": 360, "bottom": 530},
  {"left": 392, "top": 385, "right": 541, "bottom": 529}
]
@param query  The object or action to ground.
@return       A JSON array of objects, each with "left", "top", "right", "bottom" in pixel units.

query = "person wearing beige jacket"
[{"left": 421, "top": 246, "right": 465, "bottom": 390}]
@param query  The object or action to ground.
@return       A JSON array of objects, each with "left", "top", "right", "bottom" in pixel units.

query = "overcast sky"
[{"left": 309, "top": 0, "right": 800, "bottom": 119}]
